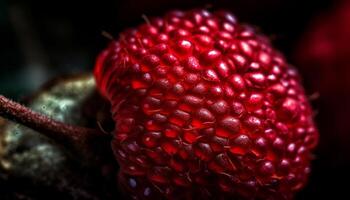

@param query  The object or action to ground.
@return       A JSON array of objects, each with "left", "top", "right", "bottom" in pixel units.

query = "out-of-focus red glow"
[{"left": 296, "top": 0, "right": 350, "bottom": 95}]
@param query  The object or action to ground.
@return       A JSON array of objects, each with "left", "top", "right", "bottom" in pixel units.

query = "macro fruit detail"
[{"left": 94, "top": 9, "right": 318, "bottom": 199}]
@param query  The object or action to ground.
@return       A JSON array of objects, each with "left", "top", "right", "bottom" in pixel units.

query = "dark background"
[{"left": 0, "top": 0, "right": 348, "bottom": 199}]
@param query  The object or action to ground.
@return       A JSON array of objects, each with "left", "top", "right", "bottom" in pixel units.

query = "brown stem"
[{"left": 0, "top": 95, "right": 107, "bottom": 153}]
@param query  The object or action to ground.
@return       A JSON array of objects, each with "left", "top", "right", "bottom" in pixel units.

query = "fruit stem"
[{"left": 0, "top": 95, "right": 107, "bottom": 152}]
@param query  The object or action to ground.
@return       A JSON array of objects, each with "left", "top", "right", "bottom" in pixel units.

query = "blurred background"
[{"left": 0, "top": 0, "right": 349, "bottom": 199}]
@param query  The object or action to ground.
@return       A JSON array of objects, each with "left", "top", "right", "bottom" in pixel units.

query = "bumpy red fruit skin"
[{"left": 95, "top": 9, "right": 318, "bottom": 200}]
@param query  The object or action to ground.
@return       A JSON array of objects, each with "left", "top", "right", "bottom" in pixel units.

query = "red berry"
[{"left": 95, "top": 9, "right": 318, "bottom": 199}]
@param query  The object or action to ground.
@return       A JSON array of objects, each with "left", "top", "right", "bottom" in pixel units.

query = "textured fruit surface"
[{"left": 94, "top": 9, "right": 318, "bottom": 199}]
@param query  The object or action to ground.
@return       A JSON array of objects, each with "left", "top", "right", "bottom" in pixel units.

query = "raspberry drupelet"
[{"left": 94, "top": 9, "right": 318, "bottom": 200}]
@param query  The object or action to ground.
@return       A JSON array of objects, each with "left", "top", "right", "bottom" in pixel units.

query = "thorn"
[
  {"left": 185, "top": 172, "right": 192, "bottom": 182},
  {"left": 119, "top": 34, "right": 130, "bottom": 54},
  {"left": 122, "top": 48, "right": 129, "bottom": 55},
  {"left": 142, "top": 14, "right": 151, "bottom": 26},
  {"left": 226, "top": 152, "right": 237, "bottom": 171},
  {"left": 122, "top": 57, "right": 127, "bottom": 71},
  {"left": 309, "top": 92, "right": 320, "bottom": 101},
  {"left": 151, "top": 182, "right": 164, "bottom": 194},
  {"left": 101, "top": 31, "right": 114, "bottom": 40},
  {"left": 97, "top": 121, "right": 109, "bottom": 135},
  {"left": 137, "top": 37, "right": 145, "bottom": 49}
]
